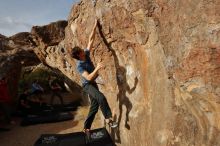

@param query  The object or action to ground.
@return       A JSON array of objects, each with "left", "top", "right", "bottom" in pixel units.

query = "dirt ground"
[{"left": 0, "top": 93, "right": 102, "bottom": 146}]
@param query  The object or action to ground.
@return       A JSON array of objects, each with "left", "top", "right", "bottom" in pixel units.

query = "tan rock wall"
[{"left": 63, "top": 0, "right": 220, "bottom": 146}]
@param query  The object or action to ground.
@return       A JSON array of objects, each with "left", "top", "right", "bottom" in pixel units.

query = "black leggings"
[{"left": 83, "top": 83, "right": 112, "bottom": 129}]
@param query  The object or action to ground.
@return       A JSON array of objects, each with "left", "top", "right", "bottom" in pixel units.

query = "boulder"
[
  {"left": 63, "top": 0, "right": 220, "bottom": 146},
  {"left": 0, "top": 32, "right": 40, "bottom": 100}
]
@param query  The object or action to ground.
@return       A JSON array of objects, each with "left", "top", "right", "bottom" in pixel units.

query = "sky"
[{"left": 0, "top": 0, "right": 79, "bottom": 36}]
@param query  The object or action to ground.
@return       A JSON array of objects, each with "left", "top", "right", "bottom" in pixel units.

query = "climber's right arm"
[
  {"left": 87, "top": 19, "right": 98, "bottom": 51},
  {"left": 81, "top": 62, "right": 104, "bottom": 81}
]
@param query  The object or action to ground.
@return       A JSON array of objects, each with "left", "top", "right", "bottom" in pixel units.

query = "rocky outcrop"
[
  {"left": 0, "top": 21, "right": 82, "bottom": 101},
  {"left": 63, "top": 1, "right": 220, "bottom": 146},
  {"left": 0, "top": 20, "right": 81, "bottom": 101},
  {"left": 0, "top": 32, "right": 39, "bottom": 75},
  {"left": 0, "top": 33, "right": 40, "bottom": 99},
  {"left": 30, "top": 20, "right": 83, "bottom": 98},
  {"left": 30, "top": 21, "right": 67, "bottom": 64},
  {"left": 30, "top": 20, "right": 78, "bottom": 79},
  {"left": 31, "top": 21, "right": 67, "bottom": 46}
]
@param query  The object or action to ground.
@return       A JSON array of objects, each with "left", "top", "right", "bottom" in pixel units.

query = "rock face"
[
  {"left": 63, "top": 0, "right": 220, "bottom": 146},
  {"left": 0, "top": 21, "right": 82, "bottom": 101},
  {"left": 0, "top": 32, "right": 40, "bottom": 76},
  {"left": 31, "top": 21, "right": 67, "bottom": 46},
  {"left": 31, "top": 21, "right": 67, "bottom": 64},
  {"left": 30, "top": 20, "right": 83, "bottom": 99},
  {"left": 0, "top": 32, "right": 40, "bottom": 100},
  {"left": 0, "top": 20, "right": 81, "bottom": 101},
  {"left": 1, "top": 0, "right": 220, "bottom": 146}
]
